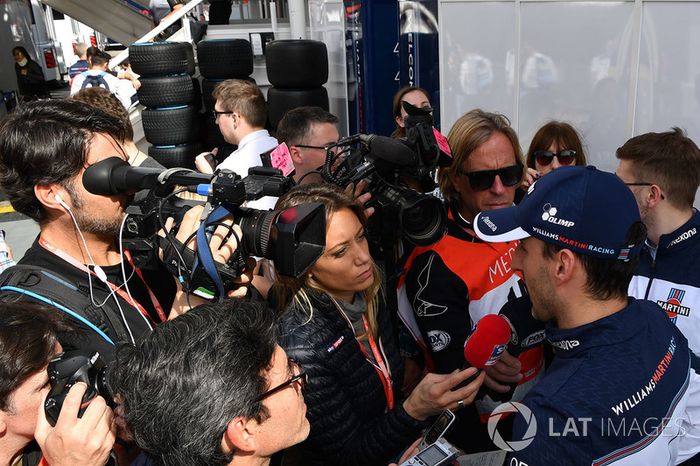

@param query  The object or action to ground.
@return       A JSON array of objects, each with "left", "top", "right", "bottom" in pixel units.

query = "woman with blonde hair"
[{"left": 274, "top": 183, "right": 483, "bottom": 466}]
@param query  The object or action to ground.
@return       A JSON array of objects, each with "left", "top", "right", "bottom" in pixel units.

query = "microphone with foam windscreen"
[
  {"left": 83, "top": 157, "right": 212, "bottom": 195},
  {"left": 485, "top": 296, "right": 547, "bottom": 402},
  {"left": 464, "top": 314, "right": 512, "bottom": 368},
  {"left": 452, "top": 314, "right": 512, "bottom": 390},
  {"left": 339, "top": 133, "right": 419, "bottom": 167},
  {"left": 363, "top": 134, "right": 419, "bottom": 167}
]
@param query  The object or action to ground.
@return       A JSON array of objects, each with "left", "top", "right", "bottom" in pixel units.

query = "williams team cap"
[{"left": 474, "top": 166, "right": 644, "bottom": 261}]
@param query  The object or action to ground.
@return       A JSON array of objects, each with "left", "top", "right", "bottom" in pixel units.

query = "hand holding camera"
[
  {"left": 35, "top": 382, "right": 116, "bottom": 466},
  {"left": 164, "top": 204, "right": 254, "bottom": 314}
]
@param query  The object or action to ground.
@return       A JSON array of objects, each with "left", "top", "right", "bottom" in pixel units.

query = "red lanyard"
[
  {"left": 39, "top": 238, "right": 167, "bottom": 323},
  {"left": 360, "top": 316, "right": 395, "bottom": 410},
  {"left": 38, "top": 456, "right": 49, "bottom": 466},
  {"left": 331, "top": 297, "right": 395, "bottom": 410}
]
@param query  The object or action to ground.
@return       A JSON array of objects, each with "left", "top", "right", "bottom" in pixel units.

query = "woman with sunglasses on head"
[
  {"left": 273, "top": 184, "right": 484, "bottom": 466},
  {"left": 398, "top": 109, "right": 544, "bottom": 453}
]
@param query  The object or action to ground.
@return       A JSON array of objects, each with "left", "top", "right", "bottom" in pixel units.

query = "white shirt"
[
  {"left": 70, "top": 70, "right": 136, "bottom": 110},
  {"left": 218, "top": 129, "right": 279, "bottom": 210}
]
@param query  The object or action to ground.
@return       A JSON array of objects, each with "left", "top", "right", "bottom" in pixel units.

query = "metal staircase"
[{"left": 40, "top": 0, "right": 153, "bottom": 46}]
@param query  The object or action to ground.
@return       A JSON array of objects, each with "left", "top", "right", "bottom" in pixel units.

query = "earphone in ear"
[{"left": 55, "top": 193, "right": 70, "bottom": 211}]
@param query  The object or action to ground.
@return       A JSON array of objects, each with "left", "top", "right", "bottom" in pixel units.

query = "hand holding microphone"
[
  {"left": 402, "top": 315, "right": 511, "bottom": 421},
  {"left": 452, "top": 314, "right": 513, "bottom": 392}
]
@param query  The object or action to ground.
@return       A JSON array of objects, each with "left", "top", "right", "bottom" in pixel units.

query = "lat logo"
[
  {"left": 541, "top": 204, "right": 575, "bottom": 228},
  {"left": 657, "top": 288, "right": 691, "bottom": 323}
]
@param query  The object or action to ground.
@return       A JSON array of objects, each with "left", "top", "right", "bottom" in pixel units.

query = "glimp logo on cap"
[{"left": 541, "top": 204, "right": 575, "bottom": 228}]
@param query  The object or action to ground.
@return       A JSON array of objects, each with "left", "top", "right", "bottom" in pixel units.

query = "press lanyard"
[
  {"left": 330, "top": 296, "right": 395, "bottom": 410},
  {"left": 38, "top": 238, "right": 167, "bottom": 323},
  {"left": 361, "top": 315, "right": 395, "bottom": 410}
]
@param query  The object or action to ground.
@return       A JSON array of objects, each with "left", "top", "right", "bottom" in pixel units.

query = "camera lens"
[
  {"left": 239, "top": 208, "right": 279, "bottom": 258},
  {"left": 400, "top": 194, "right": 446, "bottom": 246}
]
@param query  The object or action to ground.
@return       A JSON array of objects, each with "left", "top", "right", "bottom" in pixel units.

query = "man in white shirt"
[
  {"left": 197, "top": 79, "right": 278, "bottom": 210},
  {"left": 70, "top": 50, "right": 136, "bottom": 110}
]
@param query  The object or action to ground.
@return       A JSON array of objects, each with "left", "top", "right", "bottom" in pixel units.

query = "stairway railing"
[{"left": 109, "top": 0, "right": 203, "bottom": 69}]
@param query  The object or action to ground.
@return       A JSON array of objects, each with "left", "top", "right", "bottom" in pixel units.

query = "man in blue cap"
[{"left": 473, "top": 166, "right": 700, "bottom": 465}]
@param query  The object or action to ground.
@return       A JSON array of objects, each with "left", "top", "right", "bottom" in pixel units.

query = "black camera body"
[
  {"left": 44, "top": 351, "right": 112, "bottom": 426},
  {"left": 320, "top": 131, "right": 447, "bottom": 247},
  {"left": 83, "top": 158, "right": 326, "bottom": 301}
]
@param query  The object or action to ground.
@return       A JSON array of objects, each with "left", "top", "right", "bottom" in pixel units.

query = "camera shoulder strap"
[{"left": 0, "top": 265, "right": 128, "bottom": 345}]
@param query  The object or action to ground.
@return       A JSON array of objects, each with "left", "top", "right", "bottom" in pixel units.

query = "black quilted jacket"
[{"left": 278, "top": 288, "right": 427, "bottom": 466}]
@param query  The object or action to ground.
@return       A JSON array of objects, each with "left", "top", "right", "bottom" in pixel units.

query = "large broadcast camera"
[
  {"left": 83, "top": 158, "right": 325, "bottom": 301},
  {"left": 319, "top": 102, "right": 451, "bottom": 247}
]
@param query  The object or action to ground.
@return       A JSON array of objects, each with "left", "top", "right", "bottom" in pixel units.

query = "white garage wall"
[{"left": 439, "top": 0, "right": 700, "bottom": 207}]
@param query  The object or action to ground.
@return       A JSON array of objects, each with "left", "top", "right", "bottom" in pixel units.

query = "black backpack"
[
  {"left": 0, "top": 265, "right": 130, "bottom": 346},
  {"left": 81, "top": 72, "right": 111, "bottom": 91}
]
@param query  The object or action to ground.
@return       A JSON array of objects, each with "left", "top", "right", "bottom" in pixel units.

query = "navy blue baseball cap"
[{"left": 474, "top": 166, "right": 644, "bottom": 261}]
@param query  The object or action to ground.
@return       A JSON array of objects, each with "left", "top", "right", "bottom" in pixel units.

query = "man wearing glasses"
[
  {"left": 399, "top": 109, "right": 543, "bottom": 452},
  {"left": 276, "top": 106, "right": 341, "bottom": 185},
  {"left": 110, "top": 299, "right": 310, "bottom": 466},
  {"left": 196, "top": 79, "right": 279, "bottom": 209},
  {"left": 616, "top": 128, "right": 700, "bottom": 356}
]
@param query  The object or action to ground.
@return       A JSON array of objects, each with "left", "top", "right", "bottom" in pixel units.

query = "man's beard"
[{"left": 68, "top": 189, "right": 124, "bottom": 238}]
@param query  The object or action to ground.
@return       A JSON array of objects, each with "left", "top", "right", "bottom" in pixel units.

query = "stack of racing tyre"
[
  {"left": 197, "top": 38, "right": 255, "bottom": 154},
  {"left": 130, "top": 42, "right": 201, "bottom": 168},
  {"left": 265, "top": 40, "right": 330, "bottom": 130}
]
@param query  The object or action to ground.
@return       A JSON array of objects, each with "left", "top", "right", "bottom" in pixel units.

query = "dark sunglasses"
[
  {"left": 534, "top": 149, "right": 576, "bottom": 167},
  {"left": 457, "top": 164, "right": 524, "bottom": 191},
  {"left": 256, "top": 359, "right": 308, "bottom": 402}
]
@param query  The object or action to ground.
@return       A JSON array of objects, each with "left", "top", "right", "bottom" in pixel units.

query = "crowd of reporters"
[{"left": 0, "top": 74, "right": 699, "bottom": 466}]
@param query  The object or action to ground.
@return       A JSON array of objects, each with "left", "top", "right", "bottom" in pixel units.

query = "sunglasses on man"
[
  {"left": 533, "top": 149, "right": 577, "bottom": 167},
  {"left": 457, "top": 164, "right": 524, "bottom": 191}
]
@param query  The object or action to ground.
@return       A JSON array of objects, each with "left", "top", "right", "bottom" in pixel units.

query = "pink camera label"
[
  {"left": 433, "top": 127, "right": 452, "bottom": 158},
  {"left": 269, "top": 143, "right": 295, "bottom": 177}
]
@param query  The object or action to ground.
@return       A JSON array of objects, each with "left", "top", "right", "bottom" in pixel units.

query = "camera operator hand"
[
  {"left": 163, "top": 205, "right": 254, "bottom": 318},
  {"left": 34, "top": 382, "right": 116, "bottom": 466},
  {"left": 195, "top": 148, "right": 218, "bottom": 174},
  {"left": 403, "top": 367, "right": 485, "bottom": 421},
  {"left": 344, "top": 179, "right": 375, "bottom": 218}
]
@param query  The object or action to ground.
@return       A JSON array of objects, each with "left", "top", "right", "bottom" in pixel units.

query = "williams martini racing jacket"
[
  {"left": 628, "top": 210, "right": 700, "bottom": 356},
  {"left": 507, "top": 298, "right": 700, "bottom": 466}
]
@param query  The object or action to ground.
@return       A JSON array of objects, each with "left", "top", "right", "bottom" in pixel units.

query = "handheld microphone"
[
  {"left": 487, "top": 296, "right": 546, "bottom": 402},
  {"left": 83, "top": 157, "right": 212, "bottom": 196},
  {"left": 452, "top": 314, "right": 512, "bottom": 390},
  {"left": 464, "top": 314, "right": 512, "bottom": 368}
]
